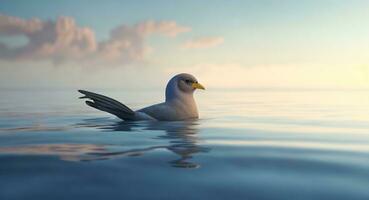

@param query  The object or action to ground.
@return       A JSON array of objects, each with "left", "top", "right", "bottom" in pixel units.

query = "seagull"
[{"left": 78, "top": 73, "right": 205, "bottom": 121}]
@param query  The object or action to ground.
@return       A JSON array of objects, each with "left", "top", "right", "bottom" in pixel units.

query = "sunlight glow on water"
[{"left": 0, "top": 89, "right": 369, "bottom": 199}]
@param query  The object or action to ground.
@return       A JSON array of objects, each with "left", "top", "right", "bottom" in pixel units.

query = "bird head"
[
  {"left": 176, "top": 73, "right": 205, "bottom": 93},
  {"left": 165, "top": 73, "right": 205, "bottom": 102}
]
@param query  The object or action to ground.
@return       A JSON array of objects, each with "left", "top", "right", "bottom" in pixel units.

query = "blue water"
[{"left": 1, "top": 89, "right": 369, "bottom": 199}]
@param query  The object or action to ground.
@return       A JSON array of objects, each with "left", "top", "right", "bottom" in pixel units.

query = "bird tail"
[{"left": 78, "top": 90, "right": 135, "bottom": 121}]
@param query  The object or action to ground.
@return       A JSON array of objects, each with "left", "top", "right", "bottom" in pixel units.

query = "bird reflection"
[{"left": 75, "top": 119, "right": 210, "bottom": 168}]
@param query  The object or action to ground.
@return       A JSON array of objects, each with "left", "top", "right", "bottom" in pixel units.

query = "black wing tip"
[
  {"left": 78, "top": 89, "right": 88, "bottom": 94},
  {"left": 78, "top": 90, "right": 91, "bottom": 99},
  {"left": 78, "top": 90, "right": 85, "bottom": 99},
  {"left": 85, "top": 100, "right": 96, "bottom": 108}
]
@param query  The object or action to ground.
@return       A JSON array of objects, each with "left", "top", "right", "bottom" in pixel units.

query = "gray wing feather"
[
  {"left": 138, "top": 103, "right": 178, "bottom": 121},
  {"left": 78, "top": 90, "right": 135, "bottom": 120}
]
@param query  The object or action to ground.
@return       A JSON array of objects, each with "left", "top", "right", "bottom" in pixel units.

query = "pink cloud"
[
  {"left": 182, "top": 36, "right": 224, "bottom": 49},
  {"left": 135, "top": 20, "right": 191, "bottom": 37},
  {"left": 0, "top": 14, "right": 43, "bottom": 35},
  {"left": 0, "top": 15, "right": 97, "bottom": 62},
  {"left": 98, "top": 20, "right": 190, "bottom": 62},
  {"left": 0, "top": 14, "right": 190, "bottom": 64}
]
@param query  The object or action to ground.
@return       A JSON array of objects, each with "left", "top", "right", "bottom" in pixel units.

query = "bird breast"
[{"left": 169, "top": 96, "right": 199, "bottom": 119}]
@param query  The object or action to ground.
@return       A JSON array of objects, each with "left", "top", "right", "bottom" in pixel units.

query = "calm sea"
[{"left": 1, "top": 88, "right": 369, "bottom": 199}]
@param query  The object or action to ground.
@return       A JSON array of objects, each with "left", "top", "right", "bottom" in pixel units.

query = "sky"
[{"left": 0, "top": 0, "right": 369, "bottom": 89}]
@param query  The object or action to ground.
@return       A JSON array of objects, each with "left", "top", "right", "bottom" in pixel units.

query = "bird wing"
[
  {"left": 78, "top": 90, "right": 136, "bottom": 120},
  {"left": 138, "top": 103, "right": 179, "bottom": 121}
]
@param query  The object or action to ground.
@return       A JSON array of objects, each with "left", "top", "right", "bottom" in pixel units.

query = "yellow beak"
[{"left": 192, "top": 82, "right": 205, "bottom": 90}]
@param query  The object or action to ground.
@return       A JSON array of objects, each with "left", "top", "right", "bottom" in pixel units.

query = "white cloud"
[
  {"left": 0, "top": 14, "right": 190, "bottom": 65},
  {"left": 182, "top": 36, "right": 224, "bottom": 49}
]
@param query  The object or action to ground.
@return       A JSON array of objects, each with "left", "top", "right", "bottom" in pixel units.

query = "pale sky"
[{"left": 0, "top": 0, "right": 369, "bottom": 89}]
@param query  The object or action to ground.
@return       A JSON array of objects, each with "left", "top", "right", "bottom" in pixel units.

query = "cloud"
[
  {"left": 181, "top": 36, "right": 224, "bottom": 49},
  {"left": 0, "top": 14, "right": 190, "bottom": 64},
  {"left": 0, "top": 15, "right": 97, "bottom": 63},
  {"left": 0, "top": 15, "right": 43, "bottom": 35},
  {"left": 98, "top": 20, "right": 190, "bottom": 62}
]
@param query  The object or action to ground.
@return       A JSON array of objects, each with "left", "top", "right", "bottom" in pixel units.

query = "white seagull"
[{"left": 78, "top": 73, "right": 205, "bottom": 121}]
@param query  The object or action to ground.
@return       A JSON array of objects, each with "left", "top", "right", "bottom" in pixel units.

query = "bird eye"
[{"left": 185, "top": 79, "right": 191, "bottom": 84}]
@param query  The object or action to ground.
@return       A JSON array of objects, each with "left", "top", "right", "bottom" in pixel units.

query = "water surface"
[{"left": 1, "top": 88, "right": 369, "bottom": 199}]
